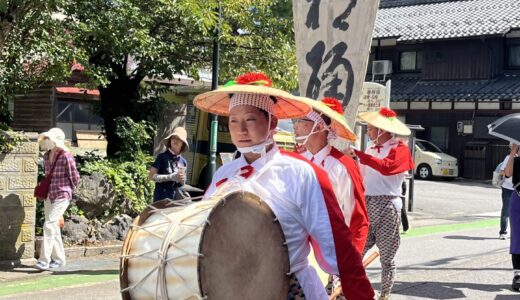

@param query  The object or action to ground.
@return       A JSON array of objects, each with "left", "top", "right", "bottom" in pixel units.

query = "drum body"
[{"left": 120, "top": 191, "right": 290, "bottom": 300}]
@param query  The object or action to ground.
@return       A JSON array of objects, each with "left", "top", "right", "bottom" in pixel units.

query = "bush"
[
  {"left": 114, "top": 116, "right": 155, "bottom": 160},
  {"left": 0, "top": 125, "right": 25, "bottom": 153},
  {"left": 75, "top": 116, "right": 156, "bottom": 217},
  {"left": 78, "top": 152, "right": 154, "bottom": 217}
]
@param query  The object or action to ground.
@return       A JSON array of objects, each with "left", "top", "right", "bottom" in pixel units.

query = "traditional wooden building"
[
  {"left": 372, "top": 0, "right": 520, "bottom": 178},
  {"left": 12, "top": 69, "right": 102, "bottom": 142}
]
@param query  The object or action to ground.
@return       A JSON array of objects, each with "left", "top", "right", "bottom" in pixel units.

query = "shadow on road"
[
  {"left": 392, "top": 281, "right": 512, "bottom": 299},
  {"left": 427, "top": 179, "right": 496, "bottom": 189},
  {"left": 443, "top": 235, "right": 500, "bottom": 241},
  {"left": 51, "top": 269, "right": 118, "bottom": 276}
]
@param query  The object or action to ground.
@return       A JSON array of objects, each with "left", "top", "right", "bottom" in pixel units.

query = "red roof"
[{"left": 55, "top": 87, "right": 100, "bottom": 96}]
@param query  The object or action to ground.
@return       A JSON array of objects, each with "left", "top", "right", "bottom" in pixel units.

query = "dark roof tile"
[
  {"left": 390, "top": 74, "right": 520, "bottom": 101},
  {"left": 375, "top": 0, "right": 520, "bottom": 41}
]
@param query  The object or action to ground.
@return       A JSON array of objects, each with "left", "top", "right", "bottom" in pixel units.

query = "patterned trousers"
[
  {"left": 287, "top": 274, "right": 305, "bottom": 299},
  {"left": 363, "top": 195, "right": 401, "bottom": 296}
]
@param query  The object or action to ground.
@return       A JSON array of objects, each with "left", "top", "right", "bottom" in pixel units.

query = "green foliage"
[
  {"left": 35, "top": 200, "right": 44, "bottom": 236},
  {"left": 2, "top": 0, "right": 297, "bottom": 155},
  {"left": 62, "top": 0, "right": 296, "bottom": 89},
  {"left": 0, "top": 124, "right": 24, "bottom": 152},
  {"left": 114, "top": 116, "right": 156, "bottom": 160},
  {"left": 0, "top": 1, "right": 76, "bottom": 124},
  {"left": 78, "top": 152, "right": 154, "bottom": 217},
  {"left": 64, "top": 201, "right": 84, "bottom": 218}
]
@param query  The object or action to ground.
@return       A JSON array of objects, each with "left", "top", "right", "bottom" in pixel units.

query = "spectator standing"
[
  {"left": 505, "top": 143, "right": 520, "bottom": 291},
  {"left": 148, "top": 127, "right": 188, "bottom": 202},
  {"left": 35, "top": 128, "right": 80, "bottom": 270},
  {"left": 500, "top": 150, "right": 514, "bottom": 240}
]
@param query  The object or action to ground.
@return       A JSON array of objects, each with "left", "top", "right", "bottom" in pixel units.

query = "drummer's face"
[{"left": 229, "top": 105, "right": 273, "bottom": 148}]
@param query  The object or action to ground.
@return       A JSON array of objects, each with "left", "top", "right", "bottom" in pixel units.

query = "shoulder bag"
[{"left": 34, "top": 151, "right": 63, "bottom": 200}]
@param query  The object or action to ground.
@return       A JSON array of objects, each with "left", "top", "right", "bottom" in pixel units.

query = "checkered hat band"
[
  {"left": 229, "top": 93, "right": 274, "bottom": 114},
  {"left": 307, "top": 110, "right": 337, "bottom": 140},
  {"left": 307, "top": 111, "right": 326, "bottom": 126}
]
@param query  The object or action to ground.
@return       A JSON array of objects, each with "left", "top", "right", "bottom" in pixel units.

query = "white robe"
[
  {"left": 204, "top": 145, "right": 338, "bottom": 300},
  {"left": 360, "top": 138, "right": 406, "bottom": 210},
  {"left": 302, "top": 145, "right": 356, "bottom": 225}
]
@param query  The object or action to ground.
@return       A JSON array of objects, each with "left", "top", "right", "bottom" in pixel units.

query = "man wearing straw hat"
[
  {"left": 148, "top": 127, "right": 189, "bottom": 202},
  {"left": 194, "top": 72, "right": 374, "bottom": 300},
  {"left": 348, "top": 107, "right": 414, "bottom": 300},
  {"left": 293, "top": 97, "right": 368, "bottom": 255}
]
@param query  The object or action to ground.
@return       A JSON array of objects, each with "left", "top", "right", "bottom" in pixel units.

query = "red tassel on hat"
[
  {"left": 235, "top": 72, "right": 273, "bottom": 87},
  {"left": 379, "top": 107, "right": 397, "bottom": 118},
  {"left": 320, "top": 97, "right": 344, "bottom": 114}
]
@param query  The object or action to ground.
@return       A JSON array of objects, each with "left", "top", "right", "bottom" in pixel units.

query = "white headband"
[
  {"left": 306, "top": 110, "right": 338, "bottom": 141},
  {"left": 229, "top": 93, "right": 274, "bottom": 114}
]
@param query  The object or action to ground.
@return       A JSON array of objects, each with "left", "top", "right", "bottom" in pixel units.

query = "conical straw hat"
[
  {"left": 193, "top": 72, "right": 310, "bottom": 119},
  {"left": 358, "top": 107, "right": 411, "bottom": 136}
]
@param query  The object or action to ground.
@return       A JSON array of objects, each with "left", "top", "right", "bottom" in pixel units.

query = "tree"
[
  {"left": 63, "top": 0, "right": 296, "bottom": 157},
  {"left": 0, "top": 0, "right": 75, "bottom": 124}
]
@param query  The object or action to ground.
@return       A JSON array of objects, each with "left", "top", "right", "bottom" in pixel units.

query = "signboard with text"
[
  {"left": 293, "top": 0, "right": 380, "bottom": 127},
  {"left": 358, "top": 81, "right": 390, "bottom": 114}
]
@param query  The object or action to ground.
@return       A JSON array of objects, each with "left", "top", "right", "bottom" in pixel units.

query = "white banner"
[
  {"left": 358, "top": 81, "right": 389, "bottom": 113},
  {"left": 293, "top": 0, "right": 380, "bottom": 127}
]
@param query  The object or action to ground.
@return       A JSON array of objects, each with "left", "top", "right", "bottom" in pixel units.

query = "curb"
[
  {"left": 1, "top": 243, "right": 122, "bottom": 268},
  {"left": 65, "top": 244, "right": 122, "bottom": 259}
]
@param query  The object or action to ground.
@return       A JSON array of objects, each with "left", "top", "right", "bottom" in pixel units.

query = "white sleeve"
[
  {"left": 297, "top": 168, "right": 339, "bottom": 275},
  {"left": 501, "top": 155, "right": 510, "bottom": 171},
  {"left": 328, "top": 164, "right": 354, "bottom": 225}
]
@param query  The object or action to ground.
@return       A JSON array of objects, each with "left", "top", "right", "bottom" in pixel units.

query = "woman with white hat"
[
  {"left": 35, "top": 128, "right": 80, "bottom": 271},
  {"left": 348, "top": 107, "right": 414, "bottom": 300},
  {"left": 194, "top": 72, "right": 374, "bottom": 300},
  {"left": 148, "top": 127, "right": 189, "bottom": 202}
]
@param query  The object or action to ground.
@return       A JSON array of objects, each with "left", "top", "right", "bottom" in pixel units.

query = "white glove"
[{"left": 153, "top": 172, "right": 177, "bottom": 183}]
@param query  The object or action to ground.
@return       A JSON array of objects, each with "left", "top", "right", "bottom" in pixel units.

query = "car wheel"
[{"left": 417, "top": 164, "right": 432, "bottom": 180}]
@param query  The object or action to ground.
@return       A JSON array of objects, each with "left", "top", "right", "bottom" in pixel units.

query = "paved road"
[
  {"left": 0, "top": 179, "right": 513, "bottom": 299},
  {"left": 369, "top": 226, "right": 515, "bottom": 299},
  {"left": 3, "top": 226, "right": 515, "bottom": 300},
  {"left": 406, "top": 179, "right": 502, "bottom": 228}
]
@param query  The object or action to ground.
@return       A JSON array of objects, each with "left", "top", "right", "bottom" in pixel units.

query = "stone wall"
[{"left": 0, "top": 134, "right": 39, "bottom": 264}]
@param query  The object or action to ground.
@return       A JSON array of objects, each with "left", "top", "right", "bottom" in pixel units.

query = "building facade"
[{"left": 372, "top": 0, "right": 520, "bottom": 178}]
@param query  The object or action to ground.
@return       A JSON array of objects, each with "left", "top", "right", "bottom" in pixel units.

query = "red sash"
[
  {"left": 329, "top": 147, "right": 369, "bottom": 254},
  {"left": 281, "top": 151, "right": 374, "bottom": 300}
]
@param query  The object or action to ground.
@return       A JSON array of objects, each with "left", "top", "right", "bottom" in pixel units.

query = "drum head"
[{"left": 198, "top": 191, "right": 290, "bottom": 299}]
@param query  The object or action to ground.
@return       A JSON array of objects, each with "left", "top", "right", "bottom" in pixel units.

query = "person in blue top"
[{"left": 148, "top": 127, "right": 189, "bottom": 202}]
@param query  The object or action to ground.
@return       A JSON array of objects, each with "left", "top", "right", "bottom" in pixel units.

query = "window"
[
  {"left": 56, "top": 100, "right": 103, "bottom": 140},
  {"left": 501, "top": 100, "right": 512, "bottom": 110},
  {"left": 429, "top": 126, "right": 449, "bottom": 151},
  {"left": 416, "top": 140, "right": 442, "bottom": 153},
  {"left": 508, "top": 45, "right": 520, "bottom": 68},
  {"left": 399, "top": 51, "right": 423, "bottom": 72}
]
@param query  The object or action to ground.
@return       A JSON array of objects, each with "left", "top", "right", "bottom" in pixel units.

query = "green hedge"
[{"left": 77, "top": 151, "right": 155, "bottom": 217}]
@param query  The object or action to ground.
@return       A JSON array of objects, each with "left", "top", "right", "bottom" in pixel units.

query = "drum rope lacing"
[{"left": 121, "top": 198, "right": 215, "bottom": 300}]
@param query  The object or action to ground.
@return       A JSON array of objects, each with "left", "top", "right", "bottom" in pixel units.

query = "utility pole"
[{"left": 206, "top": 2, "right": 221, "bottom": 185}]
